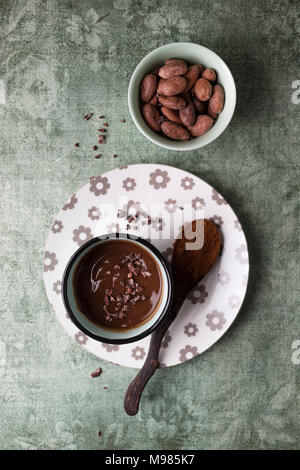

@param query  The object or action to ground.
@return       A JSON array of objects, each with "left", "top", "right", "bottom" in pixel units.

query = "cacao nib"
[{"left": 90, "top": 367, "right": 102, "bottom": 378}]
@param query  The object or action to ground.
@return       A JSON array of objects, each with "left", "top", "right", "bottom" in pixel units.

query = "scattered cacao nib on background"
[
  {"left": 103, "top": 123, "right": 109, "bottom": 127},
  {"left": 75, "top": 142, "right": 80, "bottom": 147},
  {"left": 113, "top": 154, "right": 117, "bottom": 158},
  {"left": 97, "top": 431, "right": 102, "bottom": 437},
  {"left": 90, "top": 367, "right": 102, "bottom": 378},
  {"left": 98, "top": 128, "right": 106, "bottom": 132},
  {"left": 95, "top": 154, "right": 102, "bottom": 159},
  {"left": 104, "top": 386, "right": 108, "bottom": 390},
  {"left": 120, "top": 118, "right": 126, "bottom": 122},
  {"left": 98, "top": 135, "right": 106, "bottom": 144},
  {"left": 99, "top": 115, "right": 105, "bottom": 119},
  {"left": 84, "top": 113, "right": 93, "bottom": 120},
  {"left": 93, "top": 145, "right": 98, "bottom": 151}
]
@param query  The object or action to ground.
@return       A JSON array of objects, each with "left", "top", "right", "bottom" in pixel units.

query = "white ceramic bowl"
[{"left": 128, "top": 42, "right": 236, "bottom": 151}]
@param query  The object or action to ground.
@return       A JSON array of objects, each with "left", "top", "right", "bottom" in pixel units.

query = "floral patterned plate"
[{"left": 43, "top": 164, "right": 249, "bottom": 368}]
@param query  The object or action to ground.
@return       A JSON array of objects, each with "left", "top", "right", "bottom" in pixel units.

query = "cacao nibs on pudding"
[
  {"left": 97, "top": 431, "right": 102, "bottom": 437},
  {"left": 90, "top": 367, "right": 102, "bottom": 378},
  {"left": 103, "top": 123, "right": 109, "bottom": 127},
  {"left": 113, "top": 154, "right": 117, "bottom": 158},
  {"left": 120, "top": 118, "right": 126, "bottom": 123},
  {"left": 98, "top": 128, "right": 106, "bottom": 133},
  {"left": 99, "top": 115, "right": 105, "bottom": 119},
  {"left": 75, "top": 142, "right": 80, "bottom": 147},
  {"left": 103, "top": 252, "right": 151, "bottom": 323},
  {"left": 93, "top": 145, "right": 98, "bottom": 151},
  {"left": 95, "top": 154, "right": 102, "bottom": 159}
]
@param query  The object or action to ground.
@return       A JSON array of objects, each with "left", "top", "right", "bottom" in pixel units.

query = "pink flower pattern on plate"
[
  {"left": 88, "top": 206, "right": 101, "bottom": 220},
  {"left": 101, "top": 343, "right": 119, "bottom": 352},
  {"left": 179, "top": 345, "right": 198, "bottom": 362},
  {"left": 192, "top": 197, "right": 205, "bottom": 210},
  {"left": 234, "top": 220, "right": 242, "bottom": 232},
  {"left": 206, "top": 311, "right": 226, "bottom": 331},
  {"left": 63, "top": 194, "right": 78, "bottom": 211},
  {"left": 101, "top": 343, "right": 120, "bottom": 352},
  {"left": 181, "top": 177, "right": 195, "bottom": 190},
  {"left": 51, "top": 220, "right": 63, "bottom": 234},
  {"left": 123, "top": 200, "right": 141, "bottom": 218},
  {"left": 228, "top": 295, "right": 241, "bottom": 308},
  {"left": 122, "top": 177, "right": 136, "bottom": 192},
  {"left": 151, "top": 217, "right": 165, "bottom": 232},
  {"left": 90, "top": 176, "right": 110, "bottom": 196},
  {"left": 184, "top": 323, "right": 199, "bottom": 337},
  {"left": 235, "top": 244, "right": 248, "bottom": 265},
  {"left": 132, "top": 346, "right": 146, "bottom": 360},
  {"left": 212, "top": 189, "right": 228, "bottom": 206},
  {"left": 217, "top": 271, "right": 230, "bottom": 285},
  {"left": 73, "top": 225, "right": 93, "bottom": 246},
  {"left": 44, "top": 251, "right": 58, "bottom": 272},
  {"left": 210, "top": 215, "right": 223, "bottom": 227},
  {"left": 162, "top": 331, "right": 172, "bottom": 348},
  {"left": 149, "top": 169, "right": 170, "bottom": 189},
  {"left": 75, "top": 331, "right": 88, "bottom": 345},
  {"left": 164, "top": 198, "right": 177, "bottom": 213},
  {"left": 187, "top": 285, "right": 208, "bottom": 304},
  {"left": 53, "top": 280, "right": 62, "bottom": 294}
]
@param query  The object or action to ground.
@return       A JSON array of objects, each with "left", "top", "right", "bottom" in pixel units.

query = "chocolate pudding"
[{"left": 72, "top": 240, "right": 163, "bottom": 330}]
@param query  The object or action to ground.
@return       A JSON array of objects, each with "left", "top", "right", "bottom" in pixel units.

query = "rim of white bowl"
[{"left": 128, "top": 42, "right": 236, "bottom": 151}]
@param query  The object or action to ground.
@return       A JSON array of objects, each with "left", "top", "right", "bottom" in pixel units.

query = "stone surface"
[{"left": 0, "top": 0, "right": 299, "bottom": 450}]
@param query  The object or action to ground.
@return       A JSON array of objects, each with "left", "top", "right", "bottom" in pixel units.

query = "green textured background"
[{"left": 0, "top": 0, "right": 299, "bottom": 450}]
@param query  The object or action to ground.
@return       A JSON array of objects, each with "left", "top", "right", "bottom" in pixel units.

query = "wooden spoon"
[{"left": 124, "top": 219, "right": 221, "bottom": 416}]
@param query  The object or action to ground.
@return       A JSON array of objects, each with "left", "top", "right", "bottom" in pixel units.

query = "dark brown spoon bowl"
[{"left": 124, "top": 219, "right": 221, "bottom": 415}]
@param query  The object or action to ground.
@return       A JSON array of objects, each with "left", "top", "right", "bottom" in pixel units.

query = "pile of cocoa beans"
[{"left": 140, "top": 59, "right": 224, "bottom": 141}]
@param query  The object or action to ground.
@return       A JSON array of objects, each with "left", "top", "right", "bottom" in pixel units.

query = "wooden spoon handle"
[{"left": 123, "top": 295, "right": 183, "bottom": 416}]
